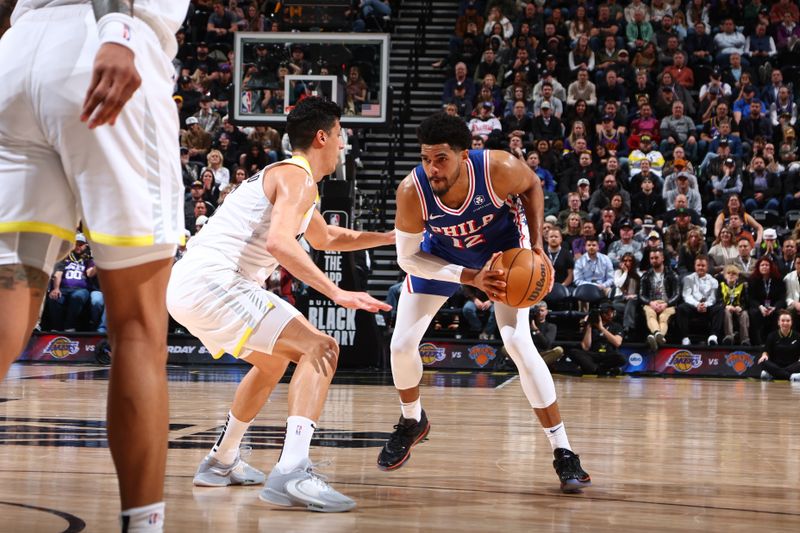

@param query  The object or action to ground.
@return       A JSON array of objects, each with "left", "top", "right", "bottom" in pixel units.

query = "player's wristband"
[{"left": 97, "top": 13, "right": 135, "bottom": 52}]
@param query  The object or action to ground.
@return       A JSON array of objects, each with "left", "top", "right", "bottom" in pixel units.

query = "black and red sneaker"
[
  {"left": 377, "top": 410, "right": 430, "bottom": 471},
  {"left": 553, "top": 448, "right": 592, "bottom": 493}
]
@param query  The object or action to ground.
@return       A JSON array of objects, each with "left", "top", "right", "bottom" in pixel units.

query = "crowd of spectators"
[{"left": 418, "top": 0, "right": 800, "bottom": 375}]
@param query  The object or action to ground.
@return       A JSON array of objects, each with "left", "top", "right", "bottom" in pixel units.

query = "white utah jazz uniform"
[
  {"left": 167, "top": 157, "right": 317, "bottom": 360},
  {"left": 0, "top": 0, "right": 189, "bottom": 270}
]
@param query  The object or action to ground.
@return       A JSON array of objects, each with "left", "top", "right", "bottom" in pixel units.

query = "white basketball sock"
[
  {"left": 120, "top": 502, "right": 165, "bottom": 532},
  {"left": 543, "top": 422, "right": 572, "bottom": 452},
  {"left": 210, "top": 411, "right": 252, "bottom": 464},
  {"left": 400, "top": 398, "right": 422, "bottom": 421},
  {"left": 275, "top": 415, "right": 316, "bottom": 474}
]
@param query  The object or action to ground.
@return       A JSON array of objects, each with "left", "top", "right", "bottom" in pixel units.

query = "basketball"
[{"left": 489, "top": 248, "right": 554, "bottom": 308}]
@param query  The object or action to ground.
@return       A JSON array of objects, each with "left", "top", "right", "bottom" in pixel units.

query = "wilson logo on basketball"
[
  {"left": 665, "top": 350, "right": 702, "bottom": 373},
  {"left": 527, "top": 260, "right": 552, "bottom": 304},
  {"left": 724, "top": 352, "right": 754, "bottom": 375},
  {"left": 468, "top": 344, "right": 496, "bottom": 368}
]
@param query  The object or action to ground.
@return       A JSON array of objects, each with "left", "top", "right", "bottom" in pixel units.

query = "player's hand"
[
  {"left": 49, "top": 288, "right": 61, "bottom": 300},
  {"left": 758, "top": 353, "right": 768, "bottom": 364},
  {"left": 532, "top": 246, "right": 554, "bottom": 281},
  {"left": 474, "top": 252, "right": 506, "bottom": 302},
  {"left": 308, "top": 335, "right": 339, "bottom": 377},
  {"left": 81, "top": 43, "right": 141, "bottom": 129},
  {"left": 333, "top": 289, "right": 391, "bottom": 313}
]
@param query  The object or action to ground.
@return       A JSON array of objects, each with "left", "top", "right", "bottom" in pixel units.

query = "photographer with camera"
[{"left": 570, "top": 301, "right": 627, "bottom": 376}]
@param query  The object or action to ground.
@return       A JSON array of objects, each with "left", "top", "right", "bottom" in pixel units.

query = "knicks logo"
[
  {"left": 725, "top": 351, "right": 754, "bottom": 375},
  {"left": 468, "top": 344, "right": 497, "bottom": 368},
  {"left": 665, "top": 350, "right": 702, "bottom": 373},
  {"left": 419, "top": 343, "right": 446, "bottom": 365},
  {"left": 43, "top": 337, "right": 81, "bottom": 359}
]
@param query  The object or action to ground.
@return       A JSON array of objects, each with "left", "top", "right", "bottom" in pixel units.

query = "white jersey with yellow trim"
[
  {"left": 11, "top": 0, "right": 188, "bottom": 59},
  {"left": 186, "top": 157, "right": 317, "bottom": 285}
]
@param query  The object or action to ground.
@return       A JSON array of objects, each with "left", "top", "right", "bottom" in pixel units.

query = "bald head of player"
[
  {"left": 285, "top": 97, "right": 343, "bottom": 178},
  {"left": 416, "top": 112, "right": 472, "bottom": 197}
]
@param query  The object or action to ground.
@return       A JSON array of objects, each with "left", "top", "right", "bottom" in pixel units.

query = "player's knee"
[{"left": 390, "top": 329, "right": 418, "bottom": 357}]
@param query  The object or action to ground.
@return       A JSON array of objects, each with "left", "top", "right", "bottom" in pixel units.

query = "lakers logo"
[
  {"left": 419, "top": 342, "right": 447, "bottom": 366},
  {"left": 468, "top": 344, "right": 497, "bottom": 368},
  {"left": 43, "top": 337, "right": 80, "bottom": 360},
  {"left": 725, "top": 351, "right": 754, "bottom": 375},
  {"left": 665, "top": 350, "right": 702, "bottom": 373}
]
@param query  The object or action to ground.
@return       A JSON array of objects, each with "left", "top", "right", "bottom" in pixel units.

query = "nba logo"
[{"left": 329, "top": 213, "right": 341, "bottom": 227}]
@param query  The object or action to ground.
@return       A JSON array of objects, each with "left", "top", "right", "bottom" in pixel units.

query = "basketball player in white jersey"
[
  {"left": 378, "top": 112, "right": 591, "bottom": 493},
  {"left": 167, "top": 97, "right": 392, "bottom": 512},
  {"left": 0, "top": 1, "right": 189, "bottom": 530}
]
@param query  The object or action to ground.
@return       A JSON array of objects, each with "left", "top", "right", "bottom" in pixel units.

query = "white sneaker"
[
  {"left": 259, "top": 459, "right": 355, "bottom": 513},
  {"left": 193, "top": 451, "right": 266, "bottom": 487},
  {"left": 790, "top": 373, "right": 800, "bottom": 382},
  {"left": 681, "top": 337, "right": 691, "bottom": 346},
  {"left": 761, "top": 370, "right": 773, "bottom": 381},
  {"left": 707, "top": 335, "right": 718, "bottom": 346}
]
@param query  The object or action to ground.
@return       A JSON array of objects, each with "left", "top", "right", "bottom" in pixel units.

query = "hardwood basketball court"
[{"left": 1, "top": 364, "right": 799, "bottom": 532}]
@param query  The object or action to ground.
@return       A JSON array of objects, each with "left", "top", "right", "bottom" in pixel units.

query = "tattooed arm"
[
  {"left": 0, "top": 0, "right": 18, "bottom": 36},
  {"left": 81, "top": 1, "right": 141, "bottom": 128}
]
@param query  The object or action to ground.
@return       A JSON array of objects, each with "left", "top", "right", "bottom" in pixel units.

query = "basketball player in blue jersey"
[{"left": 378, "top": 112, "right": 591, "bottom": 492}]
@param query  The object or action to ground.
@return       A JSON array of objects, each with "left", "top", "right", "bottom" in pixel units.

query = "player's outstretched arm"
[
  {"left": 267, "top": 167, "right": 390, "bottom": 313},
  {"left": 305, "top": 210, "right": 395, "bottom": 252},
  {"left": 81, "top": 0, "right": 141, "bottom": 129}
]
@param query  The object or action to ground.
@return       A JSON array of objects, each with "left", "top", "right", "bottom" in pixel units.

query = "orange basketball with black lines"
[{"left": 489, "top": 248, "right": 554, "bottom": 308}]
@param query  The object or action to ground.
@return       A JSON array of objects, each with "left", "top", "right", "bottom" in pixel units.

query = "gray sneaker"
[
  {"left": 259, "top": 459, "right": 356, "bottom": 513},
  {"left": 193, "top": 451, "right": 266, "bottom": 487}
]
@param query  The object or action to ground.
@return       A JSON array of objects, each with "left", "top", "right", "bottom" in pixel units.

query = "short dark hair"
[
  {"left": 584, "top": 235, "right": 599, "bottom": 243},
  {"left": 285, "top": 97, "right": 341, "bottom": 151},
  {"left": 695, "top": 254, "right": 709, "bottom": 264},
  {"left": 417, "top": 112, "right": 472, "bottom": 152}
]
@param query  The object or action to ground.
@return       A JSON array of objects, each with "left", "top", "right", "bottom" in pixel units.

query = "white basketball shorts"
[
  {"left": 0, "top": 5, "right": 183, "bottom": 270},
  {"left": 167, "top": 255, "right": 301, "bottom": 360}
]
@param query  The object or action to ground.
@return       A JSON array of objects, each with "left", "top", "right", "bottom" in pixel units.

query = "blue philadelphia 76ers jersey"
[{"left": 405, "top": 149, "right": 530, "bottom": 297}]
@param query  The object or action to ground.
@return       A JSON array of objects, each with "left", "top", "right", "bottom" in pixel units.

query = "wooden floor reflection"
[{"left": 1, "top": 364, "right": 800, "bottom": 532}]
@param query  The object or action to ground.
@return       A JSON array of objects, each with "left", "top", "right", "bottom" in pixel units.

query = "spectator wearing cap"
[
  {"left": 181, "top": 116, "right": 212, "bottom": 162},
  {"left": 757, "top": 228, "right": 783, "bottom": 261},
  {"left": 46, "top": 234, "right": 103, "bottom": 332},
  {"left": 186, "top": 41, "right": 219, "bottom": 79},
  {"left": 208, "top": 63, "right": 234, "bottom": 110},
  {"left": 631, "top": 174, "right": 666, "bottom": 225},
  {"left": 195, "top": 215, "right": 209, "bottom": 235},
  {"left": 446, "top": 81, "right": 473, "bottom": 120},
  {"left": 567, "top": 69, "right": 597, "bottom": 108},
  {"left": 699, "top": 70, "right": 733, "bottom": 111},
  {"left": 732, "top": 84, "right": 767, "bottom": 124},
  {"left": 742, "top": 155, "right": 781, "bottom": 212},
  {"left": 663, "top": 171, "right": 701, "bottom": 213},
  {"left": 700, "top": 127, "right": 743, "bottom": 175},
  {"left": 175, "top": 75, "right": 202, "bottom": 116},
  {"left": 531, "top": 100, "right": 563, "bottom": 142},
  {"left": 184, "top": 182, "right": 212, "bottom": 230},
  {"left": 468, "top": 102, "right": 502, "bottom": 140},
  {"left": 664, "top": 208, "right": 701, "bottom": 260},
  {"left": 628, "top": 134, "right": 665, "bottom": 177},
  {"left": 557, "top": 192, "right": 589, "bottom": 227},
  {"left": 607, "top": 219, "right": 644, "bottom": 267},
  {"left": 571, "top": 300, "right": 627, "bottom": 376},
  {"left": 442, "top": 62, "right": 475, "bottom": 105},
  {"left": 180, "top": 146, "right": 199, "bottom": 192}
]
